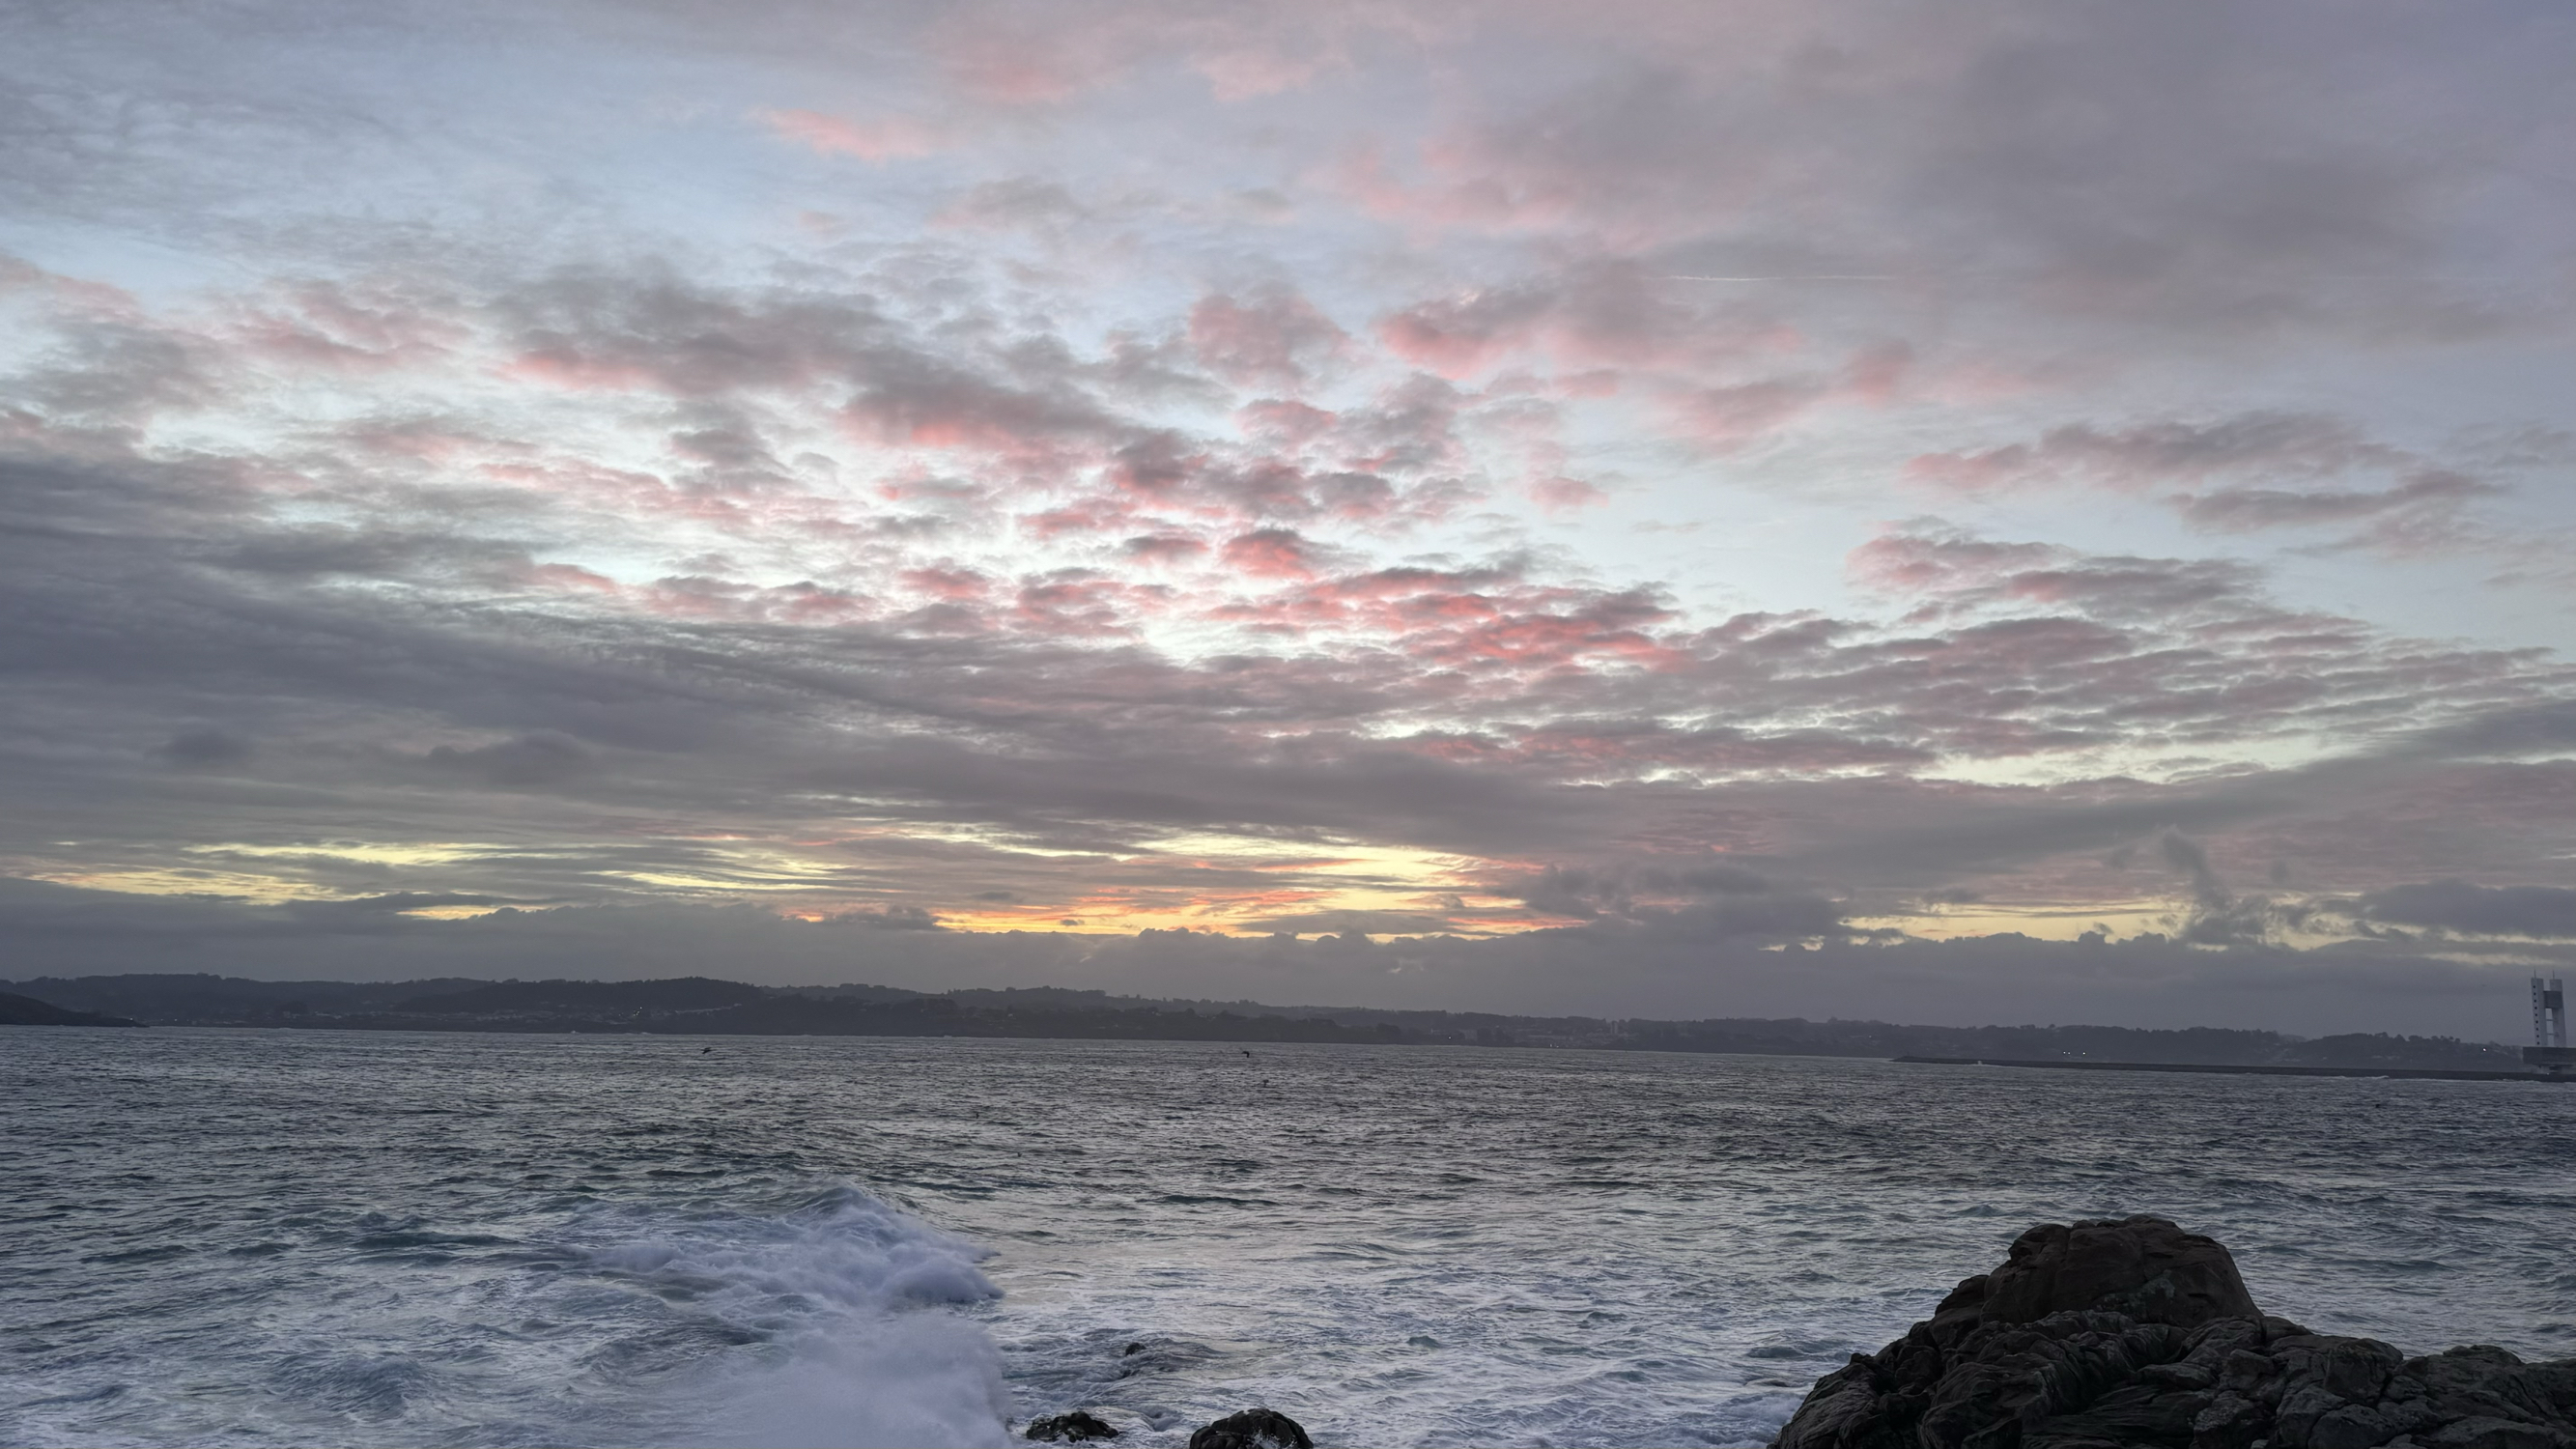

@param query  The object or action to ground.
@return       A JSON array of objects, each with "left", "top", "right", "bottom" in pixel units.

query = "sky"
[{"left": 3, "top": 0, "right": 2574, "bottom": 1035}]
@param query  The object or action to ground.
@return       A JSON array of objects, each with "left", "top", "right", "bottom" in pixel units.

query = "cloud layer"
[{"left": 1, "top": 0, "right": 2571, "bottom": 1033}]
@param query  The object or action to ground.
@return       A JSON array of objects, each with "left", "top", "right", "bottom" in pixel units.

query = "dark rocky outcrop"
[
  {"left": 1976, "top": 1216, "right": 2260, "bottom": 1331},
  {"left": 1187, "top": 1407, "right": 1314, "bottom": 1449},
  {"left": 1024, "top": 1409, "right": 1120, "bottom": 1442},
  {"left": 1774, "top": 1214, "right": 2576, "bottom": 1449}
]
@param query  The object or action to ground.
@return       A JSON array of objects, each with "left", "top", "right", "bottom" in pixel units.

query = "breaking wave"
[{"left": 576, "top": 1183, "right": 1012, "bottom": 1449}]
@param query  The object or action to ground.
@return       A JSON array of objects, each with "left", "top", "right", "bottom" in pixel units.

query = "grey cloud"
[
  {"left": 1907, "top": 412, "right": 2510, "bottom": 551},
  {"left": 2359, "top": 880, "right": 2576, "bottom": 940},
  {"left": 17, "top": 321, "right": 227, "bottom": 426},
  {"left": 424, "top": 731, "right": 597, "bottom": 787},
  {"left": 1610, "top": 893, "right": 1857, "bottom": 944},
  {"left": 1505, "top": 862, "right": 1776, "bottom": 920},
  {"left": 1902, "top": 2, "right": 2557, "bottom": 341},
  {"left": 1909, "top": 412, "right": 2398, "bottom": 494},
  {"left": 2157, "top": 829, "right": 2226, "bottom": 914},
  {"left": 2405, "top": 700, "right": 2576, "bottom": 761},
  {"left": 216, "top": 528, "right": 547, "bottom": 584},
  {"left": 1231, "top": 909, "right": 1462, "bottom": 938},
  {"left": 828, "top": 904, "right": 945, "bottom": 930},
  {"left": 1354, "top": 2, "right": 2572, "bottom": 352},
  {"left": 936, "top": 178, "right": 1090, "bottom": 234},
  {"left": 158, "top": 728, "right": 255, "bottom": 770},
  {"left": 2174, "top": 470, "right": 2497, "bottom": 532}
]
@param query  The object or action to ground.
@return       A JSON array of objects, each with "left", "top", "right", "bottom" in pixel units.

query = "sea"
[{"left": 6, "top": 1028, "right": 2574, "bottom": 1448}]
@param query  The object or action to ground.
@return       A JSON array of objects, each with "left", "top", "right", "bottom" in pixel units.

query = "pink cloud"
[
  {"left": 1188, "top": 289, "right": 1347, "bottom": 391},
  {"left": 901, "top": 566, "right": 994, "bottom": 601},
  {"left": 1664, "top": 377, "right": 1827, "bottom": 450},
  {"left": 1376, "top": 287, "right": 1555, "bottom": 377},
  {"left": 501, "top": 348, "right": 659, "bottom": 392},
  {"left": 1235, "top": 398, "right": 1338, "bottom": 448},
  {"left": 1222, "top": 527, "right": 1320, "bottom": 579},
  {"left": 1530, "top": 474, "right": 1608, "bottom": 510},
  {"left": 755, "top": 108, "right": 944, "bottom": 162},
  {"left": 233, "top": 282, "right": 465, "bottom": 374},
  {"left": 1841, "top": 340, "right": 1914, "bottom": 405}
]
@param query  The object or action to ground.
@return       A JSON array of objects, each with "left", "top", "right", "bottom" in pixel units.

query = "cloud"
[
  {"left": 755, "top": 108, "right": 945, "bottom": 162},
  {"left": 1188, "top": 288, "right": 1348, "bottom": 391},
  {"left": 2173, "top": 469, "right": 2497, "bottom": 534},
  {"left": 424, "top": 731, "right": 597, "bottom": 788},
  {"left": 1906, "top": 412, "right": 2398, "bottom": 496},
  {"left": 1373, "top": 262, "right": 1731, "bottom": 380},
  {"left": 2358, "top": 880, "right": 2576, "bottom": 940},
  {"left": 934, "top": 178, "right": 1090, "bottom": 235},
  {"left": 1503, "top": 861, "right": 1777, "bottom": 921},
  {"left": 1904, "top": 413, "right": 2511, "bottom": 551},
  {"left": 830, "top": 904, "right": 946, "bottom": 930},
  {"left": 157, "top": 728, "right": 255, "bottom": 771},
  {"left": 1220, "top": 527, "right": 1322, "bottom": 579}
]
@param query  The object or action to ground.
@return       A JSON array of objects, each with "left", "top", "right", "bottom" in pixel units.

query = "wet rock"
[
  {"left": 1771, "top": 1216, "right": 2576, "bottom": 1449},
  {"left": 1981, "top": 1215, "right": 2260, "bottom": 1330},
  {"left": 1186, "top": 1407, "right": 1314, "bottom": 1449},
  {"left": 1113, "top": 1335, "right": 1223, "bottom": 1379},
  {"left": 1025, "top": 1410, "right": 1120, "bottom": 1442}
]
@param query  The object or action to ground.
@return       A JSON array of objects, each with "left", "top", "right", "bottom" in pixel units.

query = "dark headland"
[
  {"left": 0, "top": 988, "right": 139, "bottom": 1027},
  {"left": 1773, "top": 1215, "right": 2576, "bottom": 1449}
]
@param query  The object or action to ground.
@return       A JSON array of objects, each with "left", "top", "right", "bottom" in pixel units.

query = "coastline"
[
  {"left": 4, "top": 972, "right": 2542, "bottom": 1075},
  {"left": 1895, "top": 1055, "right": 2576, "bottom": 1083}
]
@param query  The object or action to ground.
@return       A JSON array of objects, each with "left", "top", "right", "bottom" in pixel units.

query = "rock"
[
  {"left": 1186, "top": 1407, "right": 1314, "bottom": 1449},
  {"left": 1113, "top": 1335, "right": 1223, "bottom": 1379},
  {"left": 1981, "top": 1215, "right": 2261, "bottom": 1330},
  {"left": 1025, "top": 1410, "right": 1120, "bottom": 1442},
  {"left": 1771, "top": 1216, "right": 2576, "bottom": 1449}
]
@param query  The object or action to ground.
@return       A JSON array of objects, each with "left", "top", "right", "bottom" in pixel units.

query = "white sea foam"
[
  {"left": 576, "top": 1184, "right": 1014, "bottom": 1449},
  {"left": 0, "top": 1172, "right": 1013, "bottom": 1448}
]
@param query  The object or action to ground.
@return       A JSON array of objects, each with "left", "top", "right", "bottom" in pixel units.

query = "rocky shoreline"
[
  {"left": 1772, "top": 1215, "right": 2576, "bottom": 1449},
  {"left": 1016, "top": 1217, "right": 2575, "bottom": 1449}
]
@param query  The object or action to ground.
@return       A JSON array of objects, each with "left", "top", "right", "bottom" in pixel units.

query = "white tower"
[{"left": 2529, "top": 978, "right": 2574, "bottom": 1074}]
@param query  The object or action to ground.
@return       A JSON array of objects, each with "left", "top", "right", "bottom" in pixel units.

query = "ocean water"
[{"left": 5, "top": 1029, "right": 2574, "bottom": 1449}]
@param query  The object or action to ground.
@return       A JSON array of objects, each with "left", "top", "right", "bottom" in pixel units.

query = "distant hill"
[
  {"left": 0, "top": 972, "right": 2530, "bottom": 1070},
  {"left": 398, "top": 977, "right": 768, "bottom": 1014},
  {"left": 0, "top": 989, "right": 141, "bottom": 1027},
  {"left": 0, "top": 973, "right": 485, "bottom": 1024}
]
